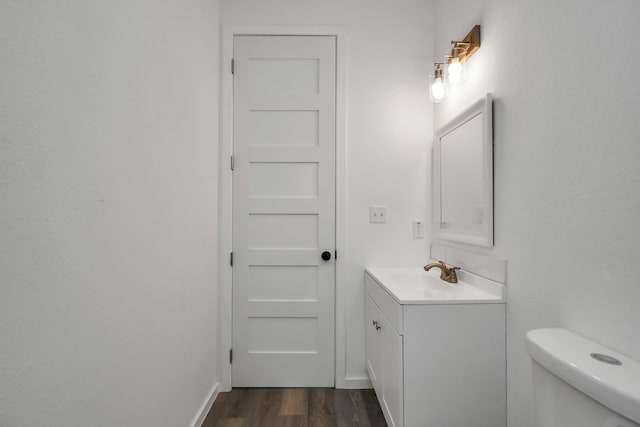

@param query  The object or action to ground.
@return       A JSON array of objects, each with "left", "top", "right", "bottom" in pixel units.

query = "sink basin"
[
  {"left": 366, "top": 266, "right": 505, "bottom": 304},
  {"left": 388, "top": 273, "right": 459, "bottom": 298}
]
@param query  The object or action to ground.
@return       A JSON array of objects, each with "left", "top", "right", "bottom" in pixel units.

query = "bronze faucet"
[{"left": 423, "top": 260, "right": 460, "bottom": 284}]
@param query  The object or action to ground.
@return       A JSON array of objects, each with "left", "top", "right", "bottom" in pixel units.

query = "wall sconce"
[
  {"left": 429, "top": 63, "right": 447, "bottom": 103},
  {"left": 446, "top": 46, "right": 466, "bottom": 86},
  {"left": 431, "top": 25, "right": 481, "bottom": 102}
]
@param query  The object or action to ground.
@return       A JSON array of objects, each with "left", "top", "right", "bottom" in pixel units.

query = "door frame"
[{"left": 219, "top": 25, "right": 348, "bottom": 391}]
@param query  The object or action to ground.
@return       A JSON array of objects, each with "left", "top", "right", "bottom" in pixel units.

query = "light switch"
[{"left": 370, "top": 206, "right": 387, "bottom": 223}]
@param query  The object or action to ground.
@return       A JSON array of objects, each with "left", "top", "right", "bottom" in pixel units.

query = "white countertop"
[{"left": 365, "top": 266, "right": 505, "bottom": 304}]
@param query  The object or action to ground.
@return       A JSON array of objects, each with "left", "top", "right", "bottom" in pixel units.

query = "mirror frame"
[{"left": 433, "top": 93, "right": 493, "bottom": 247}]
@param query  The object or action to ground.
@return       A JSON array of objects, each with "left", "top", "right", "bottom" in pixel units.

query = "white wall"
[
  {"left": 433, "top": 1, "right": 640, "bottom": 426},
  {"left": 220, "top": 0, "right": 433, "bottom": 384},
  {"left": 0, "top": 1, "right": 220, "bottom": 426}
]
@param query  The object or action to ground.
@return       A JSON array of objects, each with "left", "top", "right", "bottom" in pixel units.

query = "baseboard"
[
  {"left": 340, "top": 376, "right": 372, "bottom": 389},
  {"left": 189, "top": 381, "right": 220, "bottom": 427}
]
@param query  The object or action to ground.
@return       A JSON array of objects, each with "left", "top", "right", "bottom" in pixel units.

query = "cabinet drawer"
[{"left": 365, "top": 273, "right": 403, "bottom": 335}]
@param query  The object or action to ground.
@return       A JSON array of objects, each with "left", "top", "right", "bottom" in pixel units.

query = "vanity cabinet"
[{"left": 365, "top": 271, "right": 506, "bottom": 427}]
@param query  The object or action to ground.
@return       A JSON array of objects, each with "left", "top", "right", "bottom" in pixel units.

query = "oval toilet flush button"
[{"left": 591, "top": 353, "right": 622, "bottom": 366}]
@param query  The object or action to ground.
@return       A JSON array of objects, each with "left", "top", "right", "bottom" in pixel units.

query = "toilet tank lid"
[{"left": 526, "top": 328, "right": 640, "bottom": 424}]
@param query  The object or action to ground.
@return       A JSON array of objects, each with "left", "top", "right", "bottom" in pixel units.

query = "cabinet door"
[
  {"left": 365, "top": 295, "right": 381, "bottom": 392},
  {"left": 380, "top": 315, "right": 403, "bottom": 427}
]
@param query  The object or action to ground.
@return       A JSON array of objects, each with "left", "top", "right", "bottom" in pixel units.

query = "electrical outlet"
[
  {"left": 370, "top": 206, "right": 387, "bottom": 223},
  {"left": 412, "top": 221, "right": 425, "bottom": 239}
]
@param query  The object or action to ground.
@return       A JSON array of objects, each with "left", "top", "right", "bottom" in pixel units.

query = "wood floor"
[{"left": 202, "top": 388, "right": 387, "bottom": 427}]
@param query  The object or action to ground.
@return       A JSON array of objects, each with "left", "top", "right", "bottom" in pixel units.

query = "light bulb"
[
  {"left": 431, "top": 78, "right": 445, "bottom": 100},
  {"left": 448, "top": 61, "right": 462, "bottom": 84},
  {"left": 429, "top": 63, "right": 447, "bottom": 103}
]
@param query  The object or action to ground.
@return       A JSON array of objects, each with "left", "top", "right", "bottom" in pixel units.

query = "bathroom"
[{"left": 1, "top": 0, "right": 639, "bottom": 426}]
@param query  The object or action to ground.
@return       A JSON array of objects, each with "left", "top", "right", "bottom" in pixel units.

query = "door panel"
[
  {"left": 250, "top": 162, "right": 319, "bottom": 197},
  {"left": 232, "top": 35, "right": 336, "bottom": 387},
  {"left": 248, "top": 214, "right": 318, "bottom": 248},
  {"left": 249, "top": 110, "right": 319, "bottom": 146},
  {"left": 366, "top": 296, "right": 381, "bottom": 391},
  {"left": 381, "top": 319, "right": 404, "bottom": 427},
  {"left": 249, "top": 58, "right": 320, "bottom": 96},
  {"left": 247, "top": 266, "right": 318, "bottom": 301}
]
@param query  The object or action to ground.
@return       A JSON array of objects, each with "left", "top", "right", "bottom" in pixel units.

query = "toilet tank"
[{"left": 526, "top": 328, "right": 640, "bottom": 427}]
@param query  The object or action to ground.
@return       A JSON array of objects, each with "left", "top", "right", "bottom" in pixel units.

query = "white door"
[{"left": 231, "top": 35, "right": 336, "bottom": 387}]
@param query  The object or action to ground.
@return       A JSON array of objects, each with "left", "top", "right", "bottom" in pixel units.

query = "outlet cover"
[
  {"left": 412, "top": 221, "right": 425, "bottom": 239},
  {"left": 370, "top": 206, "right": 387, "bottom": 223}
]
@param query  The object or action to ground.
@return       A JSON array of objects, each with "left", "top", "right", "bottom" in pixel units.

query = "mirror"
[{"left": 433, "top": 93, "right": 493, "bottom": 247}]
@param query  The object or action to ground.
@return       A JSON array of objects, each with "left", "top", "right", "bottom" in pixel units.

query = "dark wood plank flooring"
[{"left": 202, "top": 388, "right": 387, "bottom": 427}]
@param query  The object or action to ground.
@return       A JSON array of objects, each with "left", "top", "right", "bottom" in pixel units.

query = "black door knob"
[{"left": 321, "top": 251, "right": 332, "bottom": 261}]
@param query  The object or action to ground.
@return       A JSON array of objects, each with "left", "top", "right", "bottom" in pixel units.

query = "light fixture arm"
[
  {"left": 447, "top": 25, "right": 481, "bottom": 64},
  {"left": 433, "top": 62, "right": 445, "bottom": 78}
]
